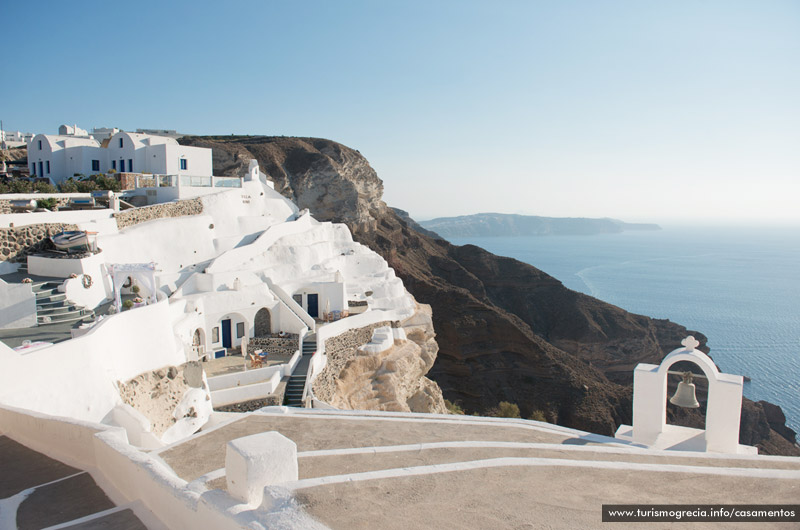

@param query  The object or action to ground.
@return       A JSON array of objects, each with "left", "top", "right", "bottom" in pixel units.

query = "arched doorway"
[
  {"left": 254, "top": 307, "right": 272, "bottom": 336},
  {"left": 192, "top": 328, "right": 206, "bottom": 361}
]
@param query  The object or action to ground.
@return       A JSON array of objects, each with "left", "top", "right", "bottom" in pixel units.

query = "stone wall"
[
  {"left": 114, "top": 198, "right": 203, "bottom": 229},
  {"left": 246, "top": 335, "right": 298, "bottom": 356},
  {"left": 312, "top": 321, "right": 391, "bottom": 403},
  {"left": 0, "top": 223, "right": 78, "bottom": 262},
  {"left": 0, "top": 198, "right": 73, "bottom": 214}
]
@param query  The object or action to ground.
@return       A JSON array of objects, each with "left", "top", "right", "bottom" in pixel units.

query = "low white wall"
[
  {"left": 315, "top": 308, "right": 406, "bottom": 356},
  {"left": 0, "top": 404, "right": 245, "bottom": 530},
  {"left": 285, "top": 348, "right": 302, "bottom": 377},
  {"left": 0, "top": 297, "right": 184, "bottom": 423},
  {"left": 0, "top": 279, "right": 36, "bottom": 329},
  {"left": 210, "top": 371, "right": 282, "bottom": 407},
  {"left": 207, "top": 364, "right": 285, "bottom": 392},
  {"left": 0, "top": 261, "right": 20, "bottom": 275},
  {"left": 0, "top": 207, "right": 113, "bottom": 229},
  {"left": 28, "top": 251, "right": 107, "bottom": 279}
]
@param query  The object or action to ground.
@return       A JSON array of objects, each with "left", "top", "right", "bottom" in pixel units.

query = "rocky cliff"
[{"left": 179, "top": 135, "right": 799, "bottom": 456}]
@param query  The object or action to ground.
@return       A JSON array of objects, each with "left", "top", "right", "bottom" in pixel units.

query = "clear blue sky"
[{"left": 3, "top": 1, "right": 798, "bottom": 223}]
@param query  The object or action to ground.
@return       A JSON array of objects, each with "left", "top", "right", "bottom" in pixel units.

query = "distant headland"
[{"left": 419, "top": 213, "right": 661, "bottom": 238}]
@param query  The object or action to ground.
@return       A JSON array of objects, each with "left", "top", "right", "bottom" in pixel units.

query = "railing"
[
  {"left": 214, "top": 176, "right": 242, "bottom": 188},
  {"left": 179, "top": 175, "right": 212, "bottom": 188}
]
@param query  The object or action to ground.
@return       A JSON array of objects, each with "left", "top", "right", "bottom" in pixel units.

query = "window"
[
  {"left": 31, "top": 164, "right": 35, "bottom": 176},
  {"left": 292, "top": 294, "right": 303, "bottom": 306},
  {"left": 128, "top": 159, "right": 133, "bottom": 172},
  {"left": 38, "top": 140, "right": 42, "bottom": 150},
  {"left": 236, "top": 322, "right": 245, "bottom": 338},
  {"left": 112, "top": 160, "right": 116, "bottom": 170},
  {"left": 180, "top": 159, "right": 188, "bottom": 170},
  {"left": 119, "top": 137, "right": 123, "bottom": 148},
  {"left": 46, "top": 161, "right": 50, "bottom": 174},
  {"left": 92, "top": 160, "right": 100, "bottom": 171},
  {"left": 119, "top": 160, "right": 125, "bottom": 172},
  {"left": 212, "top": 327, "right": 220, "bottom": 343}
]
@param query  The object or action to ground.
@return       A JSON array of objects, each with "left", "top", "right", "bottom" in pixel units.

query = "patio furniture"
[{"left": 249, "top": 353, "right": 263, "bottom": 369}]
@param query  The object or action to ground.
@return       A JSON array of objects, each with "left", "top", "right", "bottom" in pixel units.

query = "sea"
[{"left": 449, "top": 226, "right": 800, "bottom": 434}]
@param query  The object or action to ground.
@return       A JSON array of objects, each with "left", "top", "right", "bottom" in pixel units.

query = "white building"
[
  {"left": 27, "top": 128, "right": 212, "bottom": 185},
  {"left": 1, "top": 129, "right": 34, "bottom": 148},
  {"left": 89, "top": 127, "right": 120, "bottom": 141},
  {"left": 58, "top": 123, "right": 88, "bottom": 136},
  {"left": 27, "top": 134, "right": 104, "bottom": 182}
]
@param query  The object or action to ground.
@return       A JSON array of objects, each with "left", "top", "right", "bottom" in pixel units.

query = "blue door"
[
  {"left": 222, "top": 319, "right": 232, "bottom": 348},
  {"left": 307, "top": 294, "right": 319, "bottom": 318}
]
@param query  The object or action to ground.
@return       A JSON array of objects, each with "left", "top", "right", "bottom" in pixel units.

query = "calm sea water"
[{"left": 450, "top": 226, "right": 800, "bottom": 433}]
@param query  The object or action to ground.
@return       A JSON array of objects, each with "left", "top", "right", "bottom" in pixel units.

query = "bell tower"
[{"left": 615, "top": 336, "right": 755, "bottom": 454}]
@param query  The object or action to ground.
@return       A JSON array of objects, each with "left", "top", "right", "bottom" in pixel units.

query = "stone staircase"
[
  {"left": 285, "top": 334, "right": 316, "bottom": 407},
  {"left": 20, "top": 264, "right": 96, "bottom": 326}
]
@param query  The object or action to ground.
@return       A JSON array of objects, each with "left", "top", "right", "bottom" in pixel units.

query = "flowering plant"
[{"left": 22, "top": 278, "right": 32, "bottom": 284}]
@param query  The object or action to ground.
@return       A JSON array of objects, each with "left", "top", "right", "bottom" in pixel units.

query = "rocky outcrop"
[
  {"left": 117, "top": 362, "right": 208, "bottom": 437},
  {"left": 179, "top": 136, "right": 383, "bottom": 233},
  {"left": 312, "top": 304, "right": 447, "bottom": 414},
  {"left": 188, "top": 135, "right": 799, "bottom": 456}
]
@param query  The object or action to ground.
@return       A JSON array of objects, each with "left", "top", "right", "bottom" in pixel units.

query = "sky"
[{"left": 2, "top": 0, "right": 798, "bottom": 224}]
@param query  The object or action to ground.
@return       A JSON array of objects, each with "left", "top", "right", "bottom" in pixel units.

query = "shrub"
[
  {"left": 59, "top": 178, "right": 79, "bottom": 193},
  {"left": 528, "top": 410, "right": 547, "bottom": 422},
  {"left": 444, "top": 399, "right": 465, "bottom": 415},
  {"left": 33, "top": 182, "right": 57, "bottom": 193},
  {"left": 123, "top": 299, "right": 134, "bottom": 310},
  {"left": 489, "top": 401, "right": 521, "bottom": 418},
  {"left": 131, "top": 285, "right": 140, "bottom": 294},
  {"left": 36, "top": 198, "right": 57, "bottom": 210}
]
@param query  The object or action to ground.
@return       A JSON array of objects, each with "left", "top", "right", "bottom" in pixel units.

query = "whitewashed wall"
[
  {"left": 0, "top": 279, "right": 36, "bottom": 329},
  {"left": 0, "top": 297, "right": 183, "bottom": 422}
]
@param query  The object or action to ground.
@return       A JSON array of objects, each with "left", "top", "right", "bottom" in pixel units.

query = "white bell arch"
[{"left": 616, "top": 336, "right": 754, "bottom": 454}]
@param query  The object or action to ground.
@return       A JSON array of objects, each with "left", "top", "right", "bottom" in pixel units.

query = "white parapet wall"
[
  {"left": 0, "top": 279, "right": 36, "bottom": 329},
  {"left": 0, "top": 404, "right": 252, "bottom": 530},
  {"left": 210, "top": 371, "right": 283, "bottom": 407},
  {"left": 0, "top": 297, "right": 184, "bottom": 423}
]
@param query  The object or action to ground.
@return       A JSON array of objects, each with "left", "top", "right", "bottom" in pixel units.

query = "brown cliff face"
[{"left": 180, "top": 135, "right": 799, "bottom": 456}]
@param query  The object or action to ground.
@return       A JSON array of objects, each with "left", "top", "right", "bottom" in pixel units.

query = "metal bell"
[{"left": 669, "top": 372, "right": 700, "bottom": 408}]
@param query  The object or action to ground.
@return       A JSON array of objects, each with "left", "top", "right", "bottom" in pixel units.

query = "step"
[
  {"left": 35, "top": 294, "right": 67, "bottom": 305},
  {"left": 37, "top": 305, "right": 78, "bottom": 316},
  {"left": 38, "top": 313, "right": 94, "bottom": 326},
  {"left": 32, "top": 282, "right": 61, "bottom": 292},
  {"left": 38, "top": 309, "right": 93, "bottom": 322}
]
